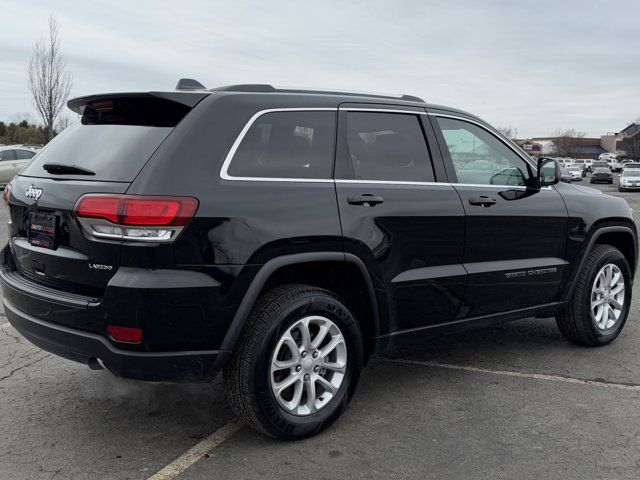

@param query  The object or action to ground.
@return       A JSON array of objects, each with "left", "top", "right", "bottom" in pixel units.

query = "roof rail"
[
  {"left": 175, "top": 78, "right": 207, "bottom": 91},
  {"left": 209, "top": 84, "right": 425, "bottom": 103}
]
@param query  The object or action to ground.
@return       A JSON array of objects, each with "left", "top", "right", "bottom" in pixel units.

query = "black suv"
[{"left": 1, "top": 82, "right": 637, "bottom": 440}]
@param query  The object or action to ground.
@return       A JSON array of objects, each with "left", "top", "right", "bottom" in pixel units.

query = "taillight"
[
  {"left": 74, "top": 194, "right": 198, "bottom": 243},
  {"left": 2, "top": 183, "right": 12, "bottom": 206}
]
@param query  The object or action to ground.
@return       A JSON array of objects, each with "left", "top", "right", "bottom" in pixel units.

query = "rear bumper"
[{"left": 3, "top": 298, "right": 226, "bottom": 382}]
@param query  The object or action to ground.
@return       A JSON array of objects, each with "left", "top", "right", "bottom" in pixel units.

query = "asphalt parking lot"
[{"left": 2, "top": 176, "right": 640, "bottom": 480}]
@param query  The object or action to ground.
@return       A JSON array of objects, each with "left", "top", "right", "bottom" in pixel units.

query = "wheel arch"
[
  {"left": 220, "top": 252, "right": 383, "bottom": 360},
  {"left": 564, "top": 225, "right": 638, "bottom": 301}
]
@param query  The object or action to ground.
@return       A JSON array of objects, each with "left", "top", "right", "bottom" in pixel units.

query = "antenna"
[{"left": 175, "top": 78, "right": 207, "bottom": 91}]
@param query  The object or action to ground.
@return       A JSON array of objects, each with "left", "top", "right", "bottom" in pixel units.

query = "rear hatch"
[{"left": 5, "top": 93, "right": 204, "bottom": 299}]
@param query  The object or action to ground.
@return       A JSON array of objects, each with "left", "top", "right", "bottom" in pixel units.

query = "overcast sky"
[{"left": 1, "top": 0, "right": 638, "bottom": 137}]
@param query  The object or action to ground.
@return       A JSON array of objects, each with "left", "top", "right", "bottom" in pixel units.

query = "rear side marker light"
[
  {"left": 74, "top": 194, "right": 198, "bottom": 243},
  {"left": 107, "top": 325, "right": 143, "bottom": 344}
]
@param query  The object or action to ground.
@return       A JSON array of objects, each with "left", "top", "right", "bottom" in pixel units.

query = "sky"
[{"left": 1, "top": 0, "right": 639, "bottom": 138}]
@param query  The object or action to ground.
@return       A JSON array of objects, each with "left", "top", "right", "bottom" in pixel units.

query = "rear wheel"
[
  {"left": 556, "top": 245, "right": 631, "bottom": 346},
  {"left": 224, "top": 284, "right": 363, "bottom": 440}
]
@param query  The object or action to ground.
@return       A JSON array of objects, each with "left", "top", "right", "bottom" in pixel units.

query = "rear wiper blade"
[{"left": 42, "top": 163, "right": 96, "bottom": 175}]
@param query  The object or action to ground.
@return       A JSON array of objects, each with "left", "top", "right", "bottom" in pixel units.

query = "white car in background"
[
  {"left": 0, "top": 146, "right": 38, "bottom": 186},
  {"left": 607, "top": 158, "right": 623, "bottom": 172},
  {"left": 567, "top": 166, "right": 583, "bottom": 181}
]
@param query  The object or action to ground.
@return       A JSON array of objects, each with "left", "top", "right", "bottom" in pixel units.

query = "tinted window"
[
  {"left": 21, "top": 96, "right": 191, "bottom": 181},
  {"left": 342, "top": 112, "right": 434, "bottom": 182},
  {"left": 20, "top": 122, "right": 172, "bottom": 182},
  {"left": 437, "top": 117, "right": 532, "bottom": 186},
  {"left": 15, "top": 150, "right": 35, "bottom": 160},
  {"left": 0, "top": 150, "right": 16, "bottom": 161},
  {"left": 228, "top": 111, "right": 336, "bottom": 179}
]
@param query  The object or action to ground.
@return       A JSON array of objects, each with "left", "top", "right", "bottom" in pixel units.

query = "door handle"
[
  {"left": 347, "top": 194, "right": 384, "bottom": 206},
  {"left": 468, "top": 196, "right": 497, "bottom": 207}
]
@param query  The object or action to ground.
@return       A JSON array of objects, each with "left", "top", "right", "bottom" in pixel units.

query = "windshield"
[
  {"left": 568, "top": 167, "right": 581, "bottom": 172},
  {"left": 623, "top": 170, "right": 640, "bottom": 177}
]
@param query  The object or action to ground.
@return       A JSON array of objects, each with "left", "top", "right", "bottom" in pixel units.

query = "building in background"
[
  {"left": 601, "top": 123, "right": 639, "bottom": 156},
  {"left": 527, "top": 137, "right": 607, "bottom": 159}
]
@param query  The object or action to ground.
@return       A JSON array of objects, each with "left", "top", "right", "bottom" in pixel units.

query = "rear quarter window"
[{"left": 226, "top": 111, "right": 336, "bottom": 179}]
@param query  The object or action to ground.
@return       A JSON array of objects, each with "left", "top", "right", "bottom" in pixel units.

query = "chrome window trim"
[
  {"left": 219, "top": 107, "right": 338, "bottom": 182},
  {"left": 335, "top": 179, "right": 551, "bottom": 190},
  {"left": 338, "top": 107, "right": 427, "bottom": 115},
  {"left": 335, "top": 179, "right": 448, "bottom": 187},
  {"left": 218, "top": 107, "right": 550, "bottom": 190}
]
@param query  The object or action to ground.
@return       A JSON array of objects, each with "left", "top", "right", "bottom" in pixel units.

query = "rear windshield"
[{"left": 20, "top": 96, "right": 189, "bottom": 182}]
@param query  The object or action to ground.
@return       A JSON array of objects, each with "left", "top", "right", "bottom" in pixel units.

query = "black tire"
[
  {"left": 223, "top": 284, "right": 363, "bottom": 440},
  {"left": 556, "top": 245, "right": 631, "bottom": 346}
]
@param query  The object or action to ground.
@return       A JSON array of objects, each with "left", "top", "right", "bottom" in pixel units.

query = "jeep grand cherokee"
[{"left": 1, "top": 81, "right": 636, "bottom": 440}]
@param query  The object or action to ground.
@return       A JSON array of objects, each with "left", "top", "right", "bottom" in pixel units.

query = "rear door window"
[
  {"left": 0, "top": 150, "right": 16, "bottom": 161},
  {"left": 15, "top": 150, "right": 36, "bottom": 160},
  {"left": 226, "top": 111, "right": 336, "bottom": 179},
  {"left": 340, "top": 111, "right": 434, "bottom": 182}
]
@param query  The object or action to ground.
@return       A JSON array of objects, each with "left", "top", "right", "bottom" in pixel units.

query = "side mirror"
[{"left": 536, "top": 157, "right": 560, "bottom": 187}]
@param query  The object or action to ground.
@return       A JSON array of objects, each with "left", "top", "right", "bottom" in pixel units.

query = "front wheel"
[
  {"left": 556, "top": 245, "right": 631, "bottom": 346},
  {"left": 224, "top": 284, "right": 363, "bottom": 440}
]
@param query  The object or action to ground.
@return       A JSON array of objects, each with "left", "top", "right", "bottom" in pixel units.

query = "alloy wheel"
[
  {"left": 591, "top": 263, "right": 625, "bottom": 330},
  {"left": 269, "top": 315, "right": 347, "bottom": 416}
]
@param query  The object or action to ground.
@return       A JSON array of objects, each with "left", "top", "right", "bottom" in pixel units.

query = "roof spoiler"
[{"left": 67, "top": 91, "right": 209, "bottom": 114}]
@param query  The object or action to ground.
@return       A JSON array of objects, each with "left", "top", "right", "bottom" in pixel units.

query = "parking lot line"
[
  {"left": 388, "top": 358, "right": 640, "bottom": 391},
  {"left": 147, "top": 418, "right": 242, "bottom": 480}
]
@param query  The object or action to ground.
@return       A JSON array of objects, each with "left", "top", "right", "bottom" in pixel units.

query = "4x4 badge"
[{"left": 25, "top": 185, "right": 43, "bottom": 200}]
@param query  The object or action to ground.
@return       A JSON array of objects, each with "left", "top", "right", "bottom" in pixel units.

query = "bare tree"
[
  {"left": 55, "top": 114, "right": 73, "bottom": 133},
  {"left": 497, "top": 126, "right": 518, "bottom": 139},
  {"left": 552, "top": 128, "right": 586, "bottom": 158},
  {"left": 26, "top": 16, "right": 72, "bottom": 141}
]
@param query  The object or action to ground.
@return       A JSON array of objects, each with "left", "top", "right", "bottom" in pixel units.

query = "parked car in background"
[
  {"left": 619, "top": 168, "right": 640, "bottom": 191},
  {"left": 567, "top": 166, "right": 583, "bottom": 181},
  {"left": 592, "top": 161, "right": 611, "bottom": 171},
  {"left": 559, "top": 167, "right": 572, "bottom": 183},
  {"left": 607, "top": 158, "right": 623, "bottom": 172},
  {"left": 0, "top": 146, "right": 38, "bottom": 187},
  {"left": 591, "top": 167, "right": 613, "bottom": 184},
  {"left": 573, "top": 159, "right": 588, "bottom": 176},
  {"left": 623, "top": 163, "right": 640, "bottom": 171},
  {"left": 584, "top": 159, "right": 593, "bottom": 171}
]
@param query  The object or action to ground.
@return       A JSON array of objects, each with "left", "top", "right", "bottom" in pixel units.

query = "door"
[
  {"left": 334, "top": 106, "right": 466, "bottom": 335},
  {"left": 431, "top": 113, "right": 569, "bottom": 317}
]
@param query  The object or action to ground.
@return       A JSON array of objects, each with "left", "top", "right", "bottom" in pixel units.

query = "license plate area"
[{"left": 28, "top": 212, "right": 58, "bottom": 250}]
